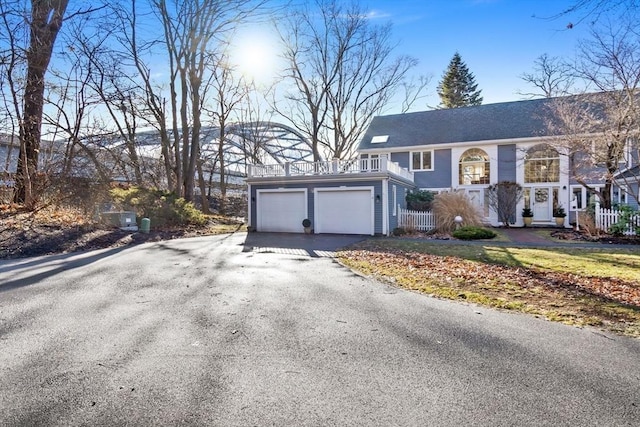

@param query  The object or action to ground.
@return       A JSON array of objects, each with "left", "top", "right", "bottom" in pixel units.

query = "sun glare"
[{"left": 230, "top": 29, "right": 279, "bottom": 86}]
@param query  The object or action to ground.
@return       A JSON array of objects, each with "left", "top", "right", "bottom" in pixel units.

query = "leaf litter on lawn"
[{"left": 338, "top": 241, "right": 640, "bottom": 337}]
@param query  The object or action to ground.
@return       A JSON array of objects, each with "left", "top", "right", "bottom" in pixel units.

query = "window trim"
[
  {"left": 458, "top": 148, "right": 490, "bottom": 185},
  {"left": 410, "top": 150, "right": 434, "bottom": 172},
  {"left": 392, "top": 185, "right": 397, "bottom": 216},
  {"left": 524, "top": 144, "right": 560, "bottom": 184}
]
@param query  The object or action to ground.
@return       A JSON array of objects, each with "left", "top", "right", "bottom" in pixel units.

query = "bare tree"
[
  {"left": 274, "top": 0, "right": 419, "bottom": 161},
  {"left": 545, "top": 21, "right": 640, "bottom": 208},
  {"left": 149, "top": 0, "right": 265, "bottom": 202},
  {"left": 0, "top": 1, "right": 26, "bottom": 192},
  {"left": 519, "top": 54, "right": 576, "bottom": 98},
  {"left": 547, "top": 0, "right": 639, "bottom": 28},
  {"left": 201, "top": 54, "right": 252, "bottom": 213},
  {"left": 2, "top": 1, "right": 102, "bottom": 209},
  {"left": 487, "top": 181, "right": 524, "bottom": 227}
]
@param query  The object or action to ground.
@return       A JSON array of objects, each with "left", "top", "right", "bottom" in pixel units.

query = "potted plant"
[
  {"left": 521, "top": 207, "right": 534, "bottom": 227},
  {"left": 553, "top": 206, "right": 566, "bottom": 226},
  {"left": 302, "top": 218, "right": 312, "bottom": 234}
]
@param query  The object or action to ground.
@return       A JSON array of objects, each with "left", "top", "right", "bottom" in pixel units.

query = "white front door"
[
  {"left": 467, "top": 189, "right": 486, "bottom": 218},
  {"left": 532, "top": 188, "right": 551, "bottom": 221}
]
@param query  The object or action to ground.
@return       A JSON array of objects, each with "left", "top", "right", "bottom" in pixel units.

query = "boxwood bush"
[{"left": 452, "top": 225, "right": 497, "bottom": 240}]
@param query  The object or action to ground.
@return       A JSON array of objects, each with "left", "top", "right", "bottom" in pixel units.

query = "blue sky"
[{"left": 362, "top": 0, "right": 591, "bottom": 111}]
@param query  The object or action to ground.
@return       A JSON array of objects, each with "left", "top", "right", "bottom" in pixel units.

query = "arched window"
[
  {"left": 459, "top": 148, "right": 490, "bottom": 185},
  {"left": 525, "top": 144, "right": 559, "bottom": 183}
]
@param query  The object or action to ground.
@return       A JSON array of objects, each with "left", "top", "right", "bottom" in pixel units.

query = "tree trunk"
[
  {"left": 196, "top": 159, "right": 210, "bottom": 214},
  {"left": 14, "top": 0, "right": 69, "bottom": 208}
]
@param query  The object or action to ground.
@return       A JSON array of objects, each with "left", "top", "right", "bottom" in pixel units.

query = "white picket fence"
[
  {"left": 595, "top": 205, "right": 640, "bottom": 236},
  {"left": 398, "top": 207, "right": 436, "bottom": 231}
]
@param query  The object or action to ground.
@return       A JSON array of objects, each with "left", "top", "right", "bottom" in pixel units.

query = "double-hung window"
[{"left": 411, "top": 150, "right": 433, "bottom": 171}]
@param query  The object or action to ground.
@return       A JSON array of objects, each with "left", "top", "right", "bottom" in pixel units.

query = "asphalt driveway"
[{"left": 1, "top": 232, "right": 639, "bottom": 426}]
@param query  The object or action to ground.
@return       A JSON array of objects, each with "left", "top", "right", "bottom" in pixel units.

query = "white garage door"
[
  {"left": 315, "top": 188, "right": 374, "bottom": 235},
  {"left": 257, "top": 190, "right": 307, "bottom": 233}
]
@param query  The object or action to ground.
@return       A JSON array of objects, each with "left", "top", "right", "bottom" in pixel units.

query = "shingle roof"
[{"left": 359, "top": 97, "right": 562, "bottom": 150}]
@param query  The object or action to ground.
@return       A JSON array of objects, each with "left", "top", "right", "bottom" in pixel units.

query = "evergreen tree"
[{"left": 437, "top": 52, "right": 483, "bottom": 108}]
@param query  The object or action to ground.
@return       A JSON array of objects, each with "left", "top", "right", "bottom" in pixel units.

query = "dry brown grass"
[
  {"left": 432, "top": 192, "right": 483, "bottom": 233},
  {"left": 339, "top": 240, "right": 640, "bottom": 337},
  {"left": 576, "top": 211, "right": 602, "bottom": 237}
]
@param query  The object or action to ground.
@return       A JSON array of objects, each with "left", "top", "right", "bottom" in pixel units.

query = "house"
[
  {"left": 360, "top": 96, "right": 639, "bottom": 228},
  {"left": 247, "top": 95, "right": 638, "bottom": 234}
]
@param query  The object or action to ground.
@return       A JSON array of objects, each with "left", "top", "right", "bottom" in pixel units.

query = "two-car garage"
[{"left": 255, "top": 187, "right": 375, "bottom": 235}]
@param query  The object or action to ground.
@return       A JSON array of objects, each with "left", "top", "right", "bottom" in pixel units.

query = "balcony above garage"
[{"left": 246, "top": 156, "right": 414, "bottom": 184}]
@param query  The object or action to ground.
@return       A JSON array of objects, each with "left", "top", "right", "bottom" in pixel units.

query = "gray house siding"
[
  {"left": 497, "top": 144, "right": 517, "bottom": 182},
  {"left": 413, "top": 149, "right": 452, "bottom": 189},
  {"left": 250, "top": 179, "right": 385, "bottom": 234},
  {"left": 387, "top": 179, "right": 414, "bottom": 231},
  {"left": 390, "top": 152, "right": 409, "bottom": 169}
]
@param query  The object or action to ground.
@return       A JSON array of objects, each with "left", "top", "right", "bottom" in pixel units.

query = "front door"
[
  {"left": 532, "top": 188, "right": 551, "bottom": 221},
  {"left": 467, "top": 189, "right": 486, "bottom": 218}
]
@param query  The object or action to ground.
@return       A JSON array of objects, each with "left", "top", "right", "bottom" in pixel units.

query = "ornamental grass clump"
[{"left": 431, "top": 192, "right": 483, "bottom": 234}]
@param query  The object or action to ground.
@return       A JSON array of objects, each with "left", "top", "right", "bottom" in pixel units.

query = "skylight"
[{"left": 371, "top": 135, "right": 389, "bottom": 144}]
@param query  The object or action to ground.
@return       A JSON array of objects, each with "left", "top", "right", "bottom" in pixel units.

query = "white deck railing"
[{"left": 248, "top": 157, "right": 413, "bottom": 181}]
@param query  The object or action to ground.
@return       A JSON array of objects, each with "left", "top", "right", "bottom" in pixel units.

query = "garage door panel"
[
  {"left": 315, "top": 189, "right": 373, "bottom": 235},
  {"left": 257, "top": 190, "right": 306, "bottom": 233}
]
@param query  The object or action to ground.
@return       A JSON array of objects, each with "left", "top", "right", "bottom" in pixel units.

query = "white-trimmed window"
[
  {"left": 359, "top": 153, "right": 387, "bottom": 171},
  {"left": 459, "top": 148, "right": 490, "bottom": 185},
  {"left": 410, "top": 150, "right": 433, "bottom": 171},
  {"left": 524, "top": 144, "right": 560, "bottom": 183},
  {"left": 570, "top": 185, "right": 605, "bottom": 210}
]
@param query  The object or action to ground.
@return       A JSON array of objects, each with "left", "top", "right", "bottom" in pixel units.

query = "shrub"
[
  {"left": 452, "top": 225, "right": 497, "bottom": 240},
  {"left": 487, "top": 181, "right": 523, "bottom": 227},
  {"left": 406, "top": 190, "right": 436, "bottom": 211},
  {"left": 608, "top": 205, "right": 638, "bottom": 236},
  {"left": 109, "top": 186, "right": 206, "bottom": 228},
  {"left": 553, "top": 206, "right": 567, "bottom": 218},
  {"left": 521, "top": 207, "right": 533, "bottom": 217},
  {"left": 392, "top": 227, "right": 408, "bottom": 236},
  {"left": 431, "top": 191, "right": 483, "bottom": 234},
  {"left": 576, "top": 211, "right": 599, "bottom": 237}
]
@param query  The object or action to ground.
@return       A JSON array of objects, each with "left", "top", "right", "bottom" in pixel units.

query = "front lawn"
[{"left": 338, "top": 239, "right": 640, "bottom": 337}]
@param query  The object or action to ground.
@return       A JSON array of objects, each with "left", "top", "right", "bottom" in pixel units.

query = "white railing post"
[{"left": 332, "top": 158, "right": 339, "bottom": 174}]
